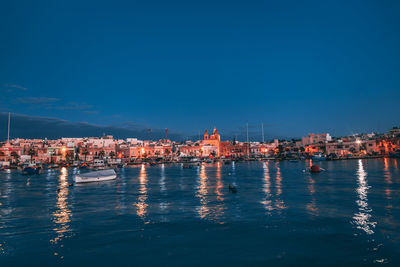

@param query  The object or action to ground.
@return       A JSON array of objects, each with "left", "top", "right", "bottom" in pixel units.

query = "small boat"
[
  {"left": 79, "top": 162, "right": 88, "bottom": 169},
  {"left": 312, "top": 153, "right": 326, "bottom": 161},
  {"left": 389, "top": 150, "right": 400, "bottom": 158},
  {"left": 182, "top": 163, "right": 196, "bottom": 169},
  {"left": 75, "top": 169, "right": 117, "bottom": 183},
  {"left": 23, "top": 165, "right": 42, "bottom": 175},
  {"left": 228, "top": 184, "right": 237, "bottom": 193}
]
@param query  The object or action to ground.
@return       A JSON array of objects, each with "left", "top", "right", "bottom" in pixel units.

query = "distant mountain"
[{"left": 0, "top": 113, "right": 183, "bottom": 141}]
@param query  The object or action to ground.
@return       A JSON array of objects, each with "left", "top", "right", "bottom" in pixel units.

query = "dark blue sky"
[{"left": 1, "top": 0, "right": 399, "bottom": 139}]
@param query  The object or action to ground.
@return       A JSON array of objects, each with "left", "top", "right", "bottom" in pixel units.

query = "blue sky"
[{"left": 1, "top": 0, "right": 399, "bottom": 139}]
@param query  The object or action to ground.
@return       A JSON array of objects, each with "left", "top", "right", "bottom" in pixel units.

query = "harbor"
[
  {"left": 1, "top": 119, "right": 399, "bottom": 172},
  {"left": 1, "top": 0, "right": 400, "bottom": 265}
]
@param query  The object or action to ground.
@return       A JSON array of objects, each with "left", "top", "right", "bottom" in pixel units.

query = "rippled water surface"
[{"left": 1, "top": 159, "right": 400, "bottom": 266}]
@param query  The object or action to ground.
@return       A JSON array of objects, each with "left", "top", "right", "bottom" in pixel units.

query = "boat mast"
[
  {"left": 246, "top": 121, "right": 249, "bottom": 157},
  {"left": 246, "top": 121, "right": 249, "bottom": 143},
  {"left": 261, "top": 122, "right": 264, "bottom": 143},
  {"left": 7, "top": 112, "right": 10, "bottom": 144}
]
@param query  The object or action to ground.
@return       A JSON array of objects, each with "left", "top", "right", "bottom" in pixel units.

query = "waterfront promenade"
[{"left": 1, "top": 127, "right": 399, "bottom": 168}]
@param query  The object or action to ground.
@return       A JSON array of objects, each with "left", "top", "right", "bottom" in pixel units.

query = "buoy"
[
  {"left": 228, "top": 184, "right": 237, "bottom": 193},
  {"left": 310, "top": 165, "right": 322, "bottom": 173}
]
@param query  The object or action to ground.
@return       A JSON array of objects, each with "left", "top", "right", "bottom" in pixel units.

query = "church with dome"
[{"left": 203, "top": 128, "right": 221, "bottom": 156}]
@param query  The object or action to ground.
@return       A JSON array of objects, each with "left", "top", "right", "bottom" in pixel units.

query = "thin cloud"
[
  {"left": 4, "top": 83, "right": 28, "bottom": 91},
  {"left": 83, "top": 110, "right": 99, "bottom": 115},
  {"left": 54, "top": 102, "right": 93, "bottom": 110},
  {"left": 17, "top": 97, "right": 60, "bottom": 104}
]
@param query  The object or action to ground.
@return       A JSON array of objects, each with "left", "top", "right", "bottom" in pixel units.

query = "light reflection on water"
[
  {"left": 353, "top": 160, "right": 376, "bottom": 235},
  {"left": 0, "top": 169, "right": 12, "bottom": 255},
  {"left": 50, "top": 167, "right": 72, "bottom": 258},
  {"left": 215, "top": 162, "right": 223, "bottom": 201},
  {"left": 384, "top": 158, "right": 392, "bottom": 201},
  {"left": 213, "top": 162, "right": 225, "bottom": 223},
  {"left": 159, "top": 164, "right": 169, "bottom": 216},
  {"left": 274, "top": 163, "right": 286, "bottom": 210},
  {"left": 135, "top": 164, "right": 148, "bottom": 220},
  {"left": 261, "top": 161, "right": 273, "bottom": 211},
  {"left": 306, "top": 175, "right": 319, "bottom": 216},
  {"left": 196, "top": 163, "right": 209, "bottom": 219},
  {"left": 261, "top": 162, "right": 286, "bottom": 212}
]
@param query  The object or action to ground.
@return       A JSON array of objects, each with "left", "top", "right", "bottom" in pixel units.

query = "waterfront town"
[{"left": 0, "top": 126, "right": 399, "bottom": 168}]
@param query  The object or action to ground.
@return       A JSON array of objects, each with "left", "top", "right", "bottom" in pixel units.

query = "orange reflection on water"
[
  {"left": 274, "top": 162, "right": 286, "bottom": 210},
  {"left": 216, "top": 162, "right": 223, "bottom": 201},
  {"left": 306, "top": 159, "right": 313, "bottom": 169},
  {"left": 213, "top": 162, "right": 225, "bottom": 223},
  {"left": 308, "top": 176, "right": 316, "bottom": 195},
  {"left": 275, "top": 163, "right": 283, "bottom": 196},
  {"left": 261, "top": 162, "right": 273, "bottom": 211},
  {"left": 306, "top": 174, "right": 319, "bottom": 216},
  {"left": 196, "top": 164, "right": 209, "bottom": 219},
  {"left": 50, "top": 167, "right": 71, "bottom": 245},
  {"left": 136, "top": 164, "right": 148, "bottom": 219},
  {"left": 306, "top": 199, "right": 318, "bottom": 216},
  {"left": 383, "top": 158, "right": 392, "bottom": 201}
]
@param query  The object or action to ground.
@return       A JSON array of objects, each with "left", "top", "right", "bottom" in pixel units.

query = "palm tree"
[
  {"left": 81, "top": 147, "right": 89, "bottom": 162},
  {"left": 75, "top": 147, "right": 80, "bottom": 160},
  {"left": 164, "top": 149, "right": 170, "bottom": 159},
  {"left": 28, "top": 147, "right": 36, "bottom": 163},
  {"left": 98, "top": 150, "right": 105, "bottom": 159},
  {"left": 11, "top": 151, "right": 19, "bottom": 162},
  {"left": 109, "top": 151, "right": 115, "bottom": 159},
  {"left": 66, "top": 151, "right": 74, "bottom": 162}
]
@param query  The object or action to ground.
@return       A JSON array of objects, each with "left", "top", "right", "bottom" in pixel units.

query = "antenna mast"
[{"left": 7, "top": 112, "right": 10, "bottom": 144}]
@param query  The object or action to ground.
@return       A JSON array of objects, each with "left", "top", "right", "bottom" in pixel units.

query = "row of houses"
[{"left": 1, "top": 127, "right": 399, "bottom": 165}]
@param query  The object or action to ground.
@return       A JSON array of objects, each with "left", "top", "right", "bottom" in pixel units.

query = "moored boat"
[
  {"left": 312, "top": 153, "right": 326, "bottom": 161},
  {"left": 117, "top": 163, "right": 127, "bottom": 168},
  {"left": 389, "top": 150, "right": 400, "bottom": 158},
  {"left": 75, "top": 169, "right": 117, "bottom": 183},
  {"left": 79, "top": 162, "right": 88, "bottom": 169},
  {"left": 22, "top": 164, "right": 42, "bottom": 175}
]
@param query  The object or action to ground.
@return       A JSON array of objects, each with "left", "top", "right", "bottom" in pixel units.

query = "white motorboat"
[{"left": 75, "top": 169, "right": 117, "bottom": 183}]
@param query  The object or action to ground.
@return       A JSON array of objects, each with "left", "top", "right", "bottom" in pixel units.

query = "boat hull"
[
  {"left": 75, "top": 169, "right": 117, "bottom": 183},
  {"left": 23, "top": 166, "right": 41, "bottom": 175}
]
